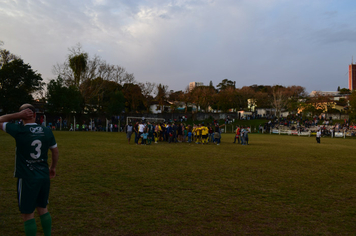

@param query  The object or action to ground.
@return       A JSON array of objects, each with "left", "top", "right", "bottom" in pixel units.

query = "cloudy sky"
[{"left": 1, "top": 0, "right": 356, "bottom": 93}]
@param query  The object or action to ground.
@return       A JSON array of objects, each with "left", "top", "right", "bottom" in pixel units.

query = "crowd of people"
[
  {"left": 125, "top": 120, "right": 250, "bottom": 146},
  {"left": 260, "top": 115, "right": 356, "bottom": 136}
]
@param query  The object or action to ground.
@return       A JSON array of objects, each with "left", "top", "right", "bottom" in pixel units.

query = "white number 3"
[{"left": 30, "top": 140, "right": 42, "bottom": 159}]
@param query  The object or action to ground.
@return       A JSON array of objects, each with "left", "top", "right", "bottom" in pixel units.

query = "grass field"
[{"left": 1, "top": 131, "right": 356, "bottom": 235}]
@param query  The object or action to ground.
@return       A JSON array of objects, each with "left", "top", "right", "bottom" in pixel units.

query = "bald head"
[
  {"left": 19, "top": 104, "right": 36, "bottom": 113},
  {"left": 19, "top": 104, "right": 36, "bottom": 123}
]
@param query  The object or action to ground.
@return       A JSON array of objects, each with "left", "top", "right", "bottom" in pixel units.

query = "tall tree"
[
  {"left": 0, "top": 58, "right": 43, "bottom": 114},
  {"left": 191, "top": 86, "right": 216, "bottom": 112},
  {"left": 217, "top": 79, "right": 235, "bottom": 91},
  {"left": 46, "top": 76, "right": 83, "bottom": 116},
  {"left": 155, "top": 83, "right": 168, "bottom": 112},
  {"left": 122, "top": 83, "right": 144, "bottom": 112},
  {"left": 180, "top": 87, "right": 192, "bottom": 113},
  {"left": 69, "top": 53, "right": 88, "bottom": 88},
  {"left": 216, "top": 87, "right": 239, "bottom": 112},
  {"left": 271, "top": 86, "right": 288, "bottom": 117},
  {"left": 53, "top": 43, "right": 135, "bottom": 90},
  {"left": 139, "top": 82, "right": 156, "bottom": 113},
  {"left": 284, "top": 85, "right": 306, "bottom": 113},
  {"left": 80, "top": 77, "right": 124, "bottom": 115},
  {"left": 0, "top": 41, "right": 19, "bottom": 68}
]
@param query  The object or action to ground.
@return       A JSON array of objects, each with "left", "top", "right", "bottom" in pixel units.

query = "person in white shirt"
[{"left": 316, "top": 130, "right": 321, "bottom": 143}]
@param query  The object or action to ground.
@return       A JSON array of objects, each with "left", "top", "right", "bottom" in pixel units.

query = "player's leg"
[
  {"left": 23, "top": 213, "right": 37, "bottom": 236},
  {"left": 37, "top": 207, "right": 52, "bottom": 236},
  {"left": 37, "top": 178, "right": 52, "bottom": 236},
  {"left": 18, "top": 178, "right": 38, "bottom": 236}
]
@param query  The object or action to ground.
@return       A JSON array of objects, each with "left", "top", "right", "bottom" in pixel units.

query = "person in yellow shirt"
[
  {"left": 196, "top": 124, "right": 203, "bottom": 144},
  {"left": 201, "top": 124, "right": 209, "bottom": 144},
  {"left": 192, "top": 125, "right": 197, "bottom": 143},
  {"left": 154, "top": 123, "right": 160, "bottom": 143}
]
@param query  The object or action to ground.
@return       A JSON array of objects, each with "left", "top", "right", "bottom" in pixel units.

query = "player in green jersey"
[{"left": 0, "top": 104, "right": 59, "bottom": 236}]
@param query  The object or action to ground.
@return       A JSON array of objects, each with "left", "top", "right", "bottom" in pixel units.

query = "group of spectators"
[{"left": 260, "top": 115, "right": 356, "bottom": 137}]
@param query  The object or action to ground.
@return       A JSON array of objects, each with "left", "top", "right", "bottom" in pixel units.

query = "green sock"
[
  {"left": 40, "top": 212, "right": 52, "bottom": 236},
  {"left": 24, "top": 218, "right": 37, "bottom": 236}
]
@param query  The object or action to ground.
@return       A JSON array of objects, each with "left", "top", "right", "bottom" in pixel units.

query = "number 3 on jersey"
[{"left": 30, "top": 140, "right": 42, "bottom": 159}]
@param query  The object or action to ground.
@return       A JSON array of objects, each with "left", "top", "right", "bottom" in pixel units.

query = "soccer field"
[{"left": 1, "top": 132, "right": 356, "bottom": 235}]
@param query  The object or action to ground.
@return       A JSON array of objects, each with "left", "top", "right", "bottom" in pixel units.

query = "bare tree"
[
  {"left": 53, "top": 44, "right": 135, "bottom": 89},
  {"left": 271, "top": 86, "right": 288, "bottom": 117},
  {"left": 139, "top": 82, "right": 156, "bottom": 112}
]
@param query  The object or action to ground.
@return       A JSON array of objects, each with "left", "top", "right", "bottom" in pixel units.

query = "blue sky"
[{"left": 1, "top": 0, "right": 356, "bottom": 93}]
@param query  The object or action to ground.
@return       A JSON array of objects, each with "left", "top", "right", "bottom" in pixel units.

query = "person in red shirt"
[{"left": 234, "top": 125, "right": 240, "bottom": 144}]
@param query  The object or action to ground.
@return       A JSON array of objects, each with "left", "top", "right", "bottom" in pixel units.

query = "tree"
[
  {"left": 46, "top": 76, "right": 83, "bottom": 116},
  {"left": 0, "top": 58, "right": 43, "bottom": 114},
  {"left": 0, "top": 41, "right": 20, "bottom": 69},
  {"left": 238, "top": 86, "right": 256, "bottom": 110},
  {"left": 191, "top": 86, "right": 216, "bottom": 112},
  {"left": 122, "top": 83, "right": 144, "bottom": 112},
  {"left": 139, "top": 82, "right": 156, "bottom": 113},
  {"left": 300, "top": 92, "right": 331, "bottom": 117},
  {"left": 155, "top": 84, "right": 168, "bottom": 112},
  {"left": 339, "top": 88, "right": 351, "bottom": 94},
  {"left": 271, "top": 86, "right": 288, "bottom": 117},
  {"left": 348, "top": 90, "right": 356, "bottom": 121},
  {"left": 69, "top": 53, "right": 88, "bottom": 87},
  {"left": 53, "top": 43, "right": 135, "bottom": 91},
  {"left": 106, "top": 90, "right": 125, "bottom": 117},
  {"left": 215, "top": 87, "right": 240, "bottom": 112},
  {"left": 0, "top": 49, "right": 19, "bottom": 68},
  {"left": 283, "top": 85, "right": 306, "bottom": 114},
  {"left": 180, "top": 87, "right": 192, "bottom": 113},
  {"left": 80, "top": 77, "right": 124, "bottom": 115},
  {"left": 216, "top": 79, "right": 235, "bottom": 91}
]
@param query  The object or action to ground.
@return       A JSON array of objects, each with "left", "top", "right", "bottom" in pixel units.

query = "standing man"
[
  {"left": 126, "top": 122, "right": 133, "bottom": 144},
  {"left": 0, "top": 104, "right": 59, "bottom": 236},
  {"left": 316, "top": 129, "right": 321, "bottom": 143},
  {"left": 133, "top": 121, "right": 139, "bottom": 145},
  {"left": 234, "top": 125, "right": 240, "bottom": 144}
]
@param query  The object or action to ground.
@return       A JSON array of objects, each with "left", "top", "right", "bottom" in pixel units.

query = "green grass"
[{"left": 1, "top": 132, "right": 356, "bottom": 235}]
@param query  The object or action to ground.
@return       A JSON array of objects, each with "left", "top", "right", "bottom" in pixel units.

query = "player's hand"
[
  {"left": 49, "top": 168, "right": 56, "bottom": 179},
  {"left": 19, "top": 108, "right": 33, "bottom": 120}
]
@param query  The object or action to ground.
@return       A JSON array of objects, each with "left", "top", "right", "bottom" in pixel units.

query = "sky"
[{"left": 1, "top": 0, "right": 356, "bottom": 94}]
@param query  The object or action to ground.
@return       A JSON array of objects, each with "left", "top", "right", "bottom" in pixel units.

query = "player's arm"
[
  {"left": 49, "top": 147, "right": 59, "bottom": 179},
  {"left": 0, "top": 109, "right": 34, "bottom": 131}
]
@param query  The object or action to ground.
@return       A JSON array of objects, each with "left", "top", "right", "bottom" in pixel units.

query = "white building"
[{"left": 189, "top": 82, "right": 204, "bottom": 91}]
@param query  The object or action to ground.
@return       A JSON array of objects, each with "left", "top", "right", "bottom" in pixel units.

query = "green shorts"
[{"left": 17, "top": 178, "right": 50, "bottom": 214}]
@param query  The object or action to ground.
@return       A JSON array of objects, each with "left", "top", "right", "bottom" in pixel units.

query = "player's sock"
[
  {"left": 24, "top": 218, "right": 37, "bottom": 236},
  {"left": 40, "top": 212, "right": 52, "bottom": 236}
]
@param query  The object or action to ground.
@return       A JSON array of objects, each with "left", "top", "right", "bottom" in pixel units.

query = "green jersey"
[
  {"left": 4, "top": 122, "right": 57, "bottom": 179},
  {"left": 147, "top": 124, "right": 154, "bottom": 133}
]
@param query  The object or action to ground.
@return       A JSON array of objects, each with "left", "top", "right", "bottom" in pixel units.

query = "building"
[
  {"left": 189, "top": 82, "right": 203, "bottom": 91},
  {"left": 309, "top": 91, "right": 340, "bottom": 97},
  {"left": 349, "top": 64, "right": 356, "bottom": 90}
]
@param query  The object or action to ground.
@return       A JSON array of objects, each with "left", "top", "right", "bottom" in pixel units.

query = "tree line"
[{"left": 1, "top": 42, "right": 355, "bottom": 120}]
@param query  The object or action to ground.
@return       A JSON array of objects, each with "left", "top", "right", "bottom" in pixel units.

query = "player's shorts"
[
  {"left": 202, "top": 135, "right": 208, "bottom": 139},
  {"left": 17, "top": 178, "right": 50, "bottom": 214},
  {"left": 126, "top": 131, "right": 133, "bottom": 139}
]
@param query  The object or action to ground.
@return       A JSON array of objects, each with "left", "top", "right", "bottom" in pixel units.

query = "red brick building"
[{"left": 349, "top": 64, "right": 356, "bottom": 91}]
